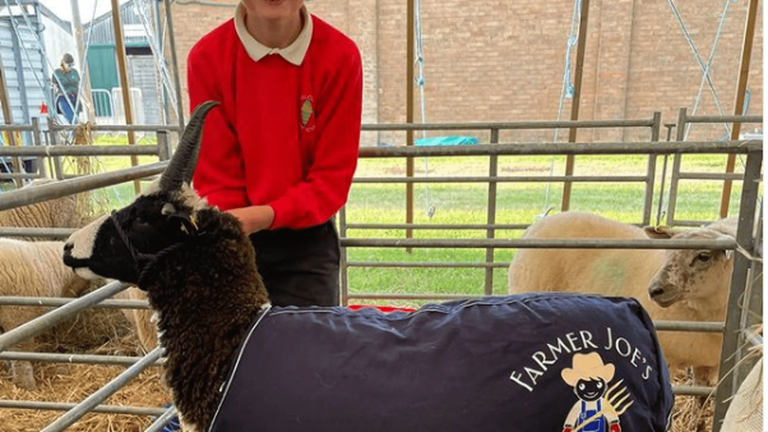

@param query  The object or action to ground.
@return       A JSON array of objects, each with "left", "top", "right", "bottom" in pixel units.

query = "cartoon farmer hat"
[{"left": 561, "top": 352, "right": 616, "bottom": 387}]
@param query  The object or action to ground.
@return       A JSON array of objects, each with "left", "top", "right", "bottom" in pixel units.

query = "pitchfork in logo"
[{"left": 560, "top": 352, "right": 634, "bottom": 432}]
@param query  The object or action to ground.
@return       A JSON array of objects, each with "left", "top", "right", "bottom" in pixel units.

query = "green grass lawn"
[
  {"left": 66, "top": 136, "right": 758, "bottom": 307},
  {"left": 347, "top": 153, "right": 754, "bottom": 306}
]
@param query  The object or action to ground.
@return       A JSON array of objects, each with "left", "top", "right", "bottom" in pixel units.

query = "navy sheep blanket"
[{"left": 208, "top": 293, "right": 673, "bottom": 432}]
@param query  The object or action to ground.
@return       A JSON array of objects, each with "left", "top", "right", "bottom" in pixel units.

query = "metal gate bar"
[
  {"left": 0, "top": 122, "right": 759, "bottom": 431},
  {"left": 666, "top": 109, "right": 762, "bottom": 226},
  {"left": 0, "top": 281, "right": 130, "bottom": 352},
  {"left": 0, "top": 400, "right": 164, "bottom": 416},
  {"left": 0, "top": 351, "right": 162, "bottom": 366},
  {"left": 39, "top": 347, "right": 164, "bottom": 432},
  {"left": 712, "top": 147, "right": 762, "bottom": 430}
]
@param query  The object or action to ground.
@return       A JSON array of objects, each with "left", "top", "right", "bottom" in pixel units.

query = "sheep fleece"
[{"left": 209, "top": 294, "right": 673, "bottom": 432}]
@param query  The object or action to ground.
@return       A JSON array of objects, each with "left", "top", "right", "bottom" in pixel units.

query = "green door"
[{"left": 87, "top": 44, "right": 119, "bottom": 116}]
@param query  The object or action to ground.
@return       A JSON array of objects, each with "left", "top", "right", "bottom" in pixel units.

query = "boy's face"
[{"left": 243, "top": 0, "right": 304, "bottom": 22}]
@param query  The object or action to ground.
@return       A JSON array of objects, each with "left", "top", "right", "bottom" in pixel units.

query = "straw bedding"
[{"left": 0, "top": 302, "right": 171, "bottom": 432}]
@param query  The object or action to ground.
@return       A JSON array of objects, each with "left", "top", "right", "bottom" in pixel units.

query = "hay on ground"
[{"left": 1, "top": 293, "right": 171, "bottom": 431}]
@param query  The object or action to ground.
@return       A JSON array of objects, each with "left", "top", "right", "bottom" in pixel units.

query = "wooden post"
[
  {"left": 405, "top": 0, "right": 415, "bottom": 252},
  {"left": 561, "top": 0, "right": 590, "bottom": 211},
  {"left": 111, "top": 0, "right": 141, "bottom": 195},
  {"left": 719, "top": 0, "right": 759, "bottom": 218},
  {"left": 0, "top": 57, "right": 23, "bottom": 187}
]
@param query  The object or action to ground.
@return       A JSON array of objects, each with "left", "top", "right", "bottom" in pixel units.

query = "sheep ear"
[
  {"left": 644, "top": 225, "right": 683, "bottom": 239},
  {"left": 159, "top": 101, "right": 219, "bottom": 192},
  {"left": 161, "top": 203, "right": 177, "bottom": 216}
]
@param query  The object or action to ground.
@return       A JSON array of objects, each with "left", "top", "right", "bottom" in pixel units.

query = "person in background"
[
  {"left": 187, "top": 0, "right": 363, "bottom": 307},
  {"left": 52, "top": 53, "right": 81, "bottom": 124}
]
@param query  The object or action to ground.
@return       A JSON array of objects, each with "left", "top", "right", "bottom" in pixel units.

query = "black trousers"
[{"left": 249, "top": 220, "right": 340, "bottom": 307}]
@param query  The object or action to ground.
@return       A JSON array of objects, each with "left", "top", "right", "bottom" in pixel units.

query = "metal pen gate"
[{"left": 0, "top": 115, "right": 761, "bottom": 431}]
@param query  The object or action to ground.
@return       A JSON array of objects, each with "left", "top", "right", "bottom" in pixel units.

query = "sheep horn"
[{"left": 159, "top": 100, "right": 220, "bottom": 191}]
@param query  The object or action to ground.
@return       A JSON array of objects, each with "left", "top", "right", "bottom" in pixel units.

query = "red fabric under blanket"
[{"left": 347, "top": 304, "right": 416, "bottom": 313}]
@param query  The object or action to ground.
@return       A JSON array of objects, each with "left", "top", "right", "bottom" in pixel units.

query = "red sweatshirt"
[{"left": 187, "top": 15, "right": 362, "bottom": 229}]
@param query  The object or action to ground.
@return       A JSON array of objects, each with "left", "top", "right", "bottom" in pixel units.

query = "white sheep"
[
  {"left": 0, "top": 178, "right": 80, "bottom": 234},
  {"left": 0, "top": 239, "right": 93, "bottom": 391},
  {"left": 507, "top": 211, "right": 737, "bottom": 385},
  {"left": 62, "top": 103, "right": 675, "bottom": 432},
  {"left": 114, "top": 287, "right": 157, "bottom": 351},
  {"left": 1, "top": 179, "right": 163, "bottom": 354}
]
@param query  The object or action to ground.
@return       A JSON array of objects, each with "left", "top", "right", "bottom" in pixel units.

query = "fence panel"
[{"left": 0, "top": 117, "right": 761, "bottom": 432}]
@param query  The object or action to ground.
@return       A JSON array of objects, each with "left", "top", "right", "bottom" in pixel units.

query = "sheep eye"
[
  {"left": 596, "top": 381, "right": 603, "bottom": 389},
  {"left": 578, "top": 383, "right": 585, "bottom": 390},
  {"left": 695, "top": 252, "right": 712, "bottom": 263}
]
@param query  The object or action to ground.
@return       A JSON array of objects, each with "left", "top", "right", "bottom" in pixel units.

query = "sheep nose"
[{"left": 649, "top": 286, "right": 664, "bottom": 298}]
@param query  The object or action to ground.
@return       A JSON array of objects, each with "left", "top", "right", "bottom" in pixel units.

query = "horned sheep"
[
  {"left": 507, "top": 211, "right": 738, "bottom": 385},
  {"left": 0, "top": 239, "right": 94, "bottom": 391},
  {"left": 62, "top": 103, "right": 674, "bottom": 432}
]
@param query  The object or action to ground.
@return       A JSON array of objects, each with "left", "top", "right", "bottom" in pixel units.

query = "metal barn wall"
[
  {"left": 128, "top": 54, "right": 160, "bottom": 124},
  {"left": 0, "top": 18, "right": 46, "bottom": 137},
  {"left": 83, "top": 0, "right": 164, "bottom": 125}
]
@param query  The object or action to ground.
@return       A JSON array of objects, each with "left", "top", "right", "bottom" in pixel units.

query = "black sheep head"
[{"left": 63, "top": 101, "right": 219, "bottom": 286}]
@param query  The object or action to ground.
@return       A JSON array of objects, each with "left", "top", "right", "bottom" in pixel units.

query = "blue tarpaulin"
[{"left": 415, "top": 136, "right": 479, "bottom": 146}]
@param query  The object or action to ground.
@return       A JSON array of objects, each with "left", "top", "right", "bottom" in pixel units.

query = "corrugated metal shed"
[
  {"left": 0, "top": 16, "right": 46, "bottom": 129},
  {"left": 85, "top": 0, "right": 150, "bottom": 46},
  {"left": 84, "top": 0, "right": 163, "bottom": 124}
]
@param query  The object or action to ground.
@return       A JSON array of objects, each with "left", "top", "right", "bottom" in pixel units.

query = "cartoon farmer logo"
[{"left": 560, "top": 352, "right": 633, "bottom": 432}]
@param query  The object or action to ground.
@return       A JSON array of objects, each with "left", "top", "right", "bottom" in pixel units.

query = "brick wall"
[{"left": 166, "top": 0, "right": 763, "bottom": 144}]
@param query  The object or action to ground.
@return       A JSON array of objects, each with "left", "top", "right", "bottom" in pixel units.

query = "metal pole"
[
  {"left": 358, "top": 140, "right": 759, "bottom": 158},
  {"left": 163, "top": 0, "right": 186, "bottom": 132},
  {"left": 40, "top": 347, "right": 165, "bottom": 432},
  {"left": 642, "top": 112, "right": 662, "bottom": 226},
  {"left": 666, "top": 108, "right": 688, "bottom": 226},
  {"left": 145, "top": 405, "right": 180, "bottom": 432},
  {"left": 0, "top": 281, "right": 130, "bottom": 352},
  {"left": 484, "top": 128, "right": 499, "bottom": 295},
  {"left": 156, "top": 130, "right": 172, "bottom": 161},
  {"left": 719, "top": 0, "right": 759, "bottom": 218},
  {"left": 405, "top": 0, "right": 415, "bottom": 251},
  {"left": 0, "top": 162, "right": 167, "bottom": 211},
  {"left": 561, "top": 0, "right": 590, "bottom": 211},
  {"left": 49, "top": 121, "right": 64, "bottom": 179},
  {"left": 69, "top": 0, "right": 96, "bottom": 123},
  {"left": 339, "top": 206, "right": 349, "bottom": 306},
  {"left": 0, "top": 351, "right": 159, "bottom": 366},
  {"left": 0, "top": 400, "right": 164, "bottom": 416},
  {"left": 110, "top": 0, "right": 141, "bottom": 195},
  {"left": 340, "top": 237, "right": 736, "bottom": 250},
  {"left": 154, "top": 0, "right": 171, "bottom": 125},
  {"left": 31, "top": 117, "right": 45, "bottom": 178},
  {"left": 656, "top": 123, "right": 676, "bottom": 226},
  {"left": 712, "top": 148, "right": 762, "bottom": 432}
]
